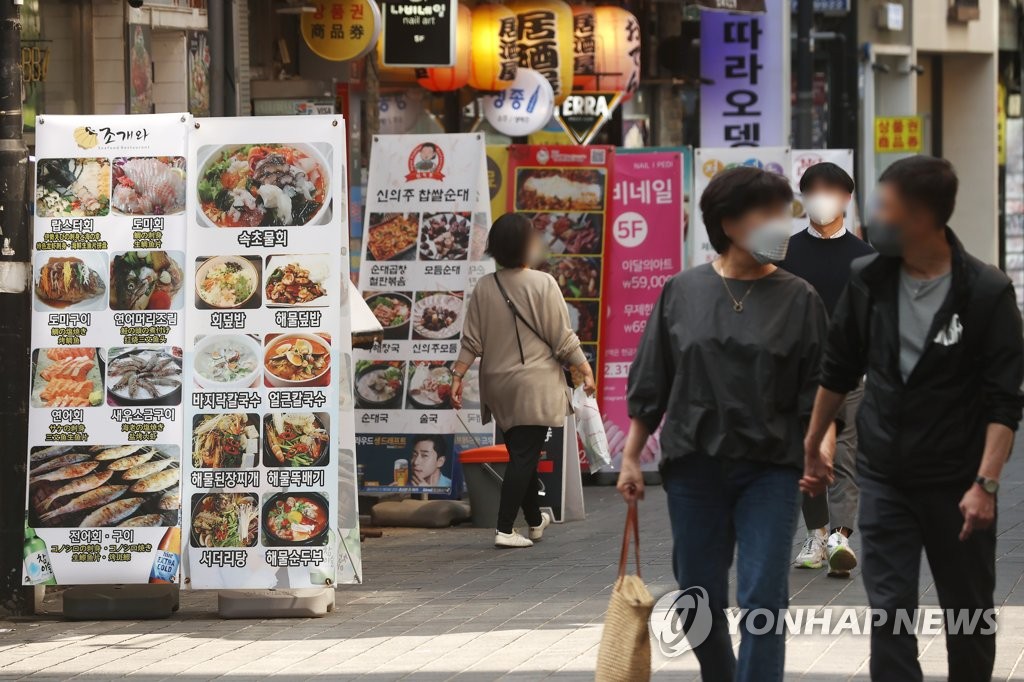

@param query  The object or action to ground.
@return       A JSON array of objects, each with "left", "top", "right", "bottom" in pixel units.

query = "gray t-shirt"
[{"left": 898, "top": 269, "right": 952, "bottom": 381}]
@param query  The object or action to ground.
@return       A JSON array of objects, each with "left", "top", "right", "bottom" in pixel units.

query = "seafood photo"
[
  {"left": 197, "top": 144, "right": 328, "bottom": 227},
  {"left": 31, "top": 347, "right": 103, "bottom": 408},
  {"left": 265, "top": 257, "right": 328, "bottom": 306},
  {"left": 28, "top": 445, "right": 180, "bottom": 527},
  {"left": 190, "top": 493, "right": 259, "bottom": 548},
  {"left": 412, "top": 293, "right": 463, "bottom": 340},
  {"left": 195, "top": 256, "right": 259, "bottom": 309},
  {"left": 264, "top": 335, "right": 330, "bottom": 386},
  {"left": 366, "top": 213, "right": 419, "bottom": 261},
  {"left": 106, "top": 347, "right": 182, "bottom": 405},
  {"left": 262, "top": 493, "right": 330, "bottom": 545},
  {"left": 419, "top": 213, "right": 470, "bottom": 261},
  {"left": 193, "top": 335, "right": 261, "bottom": 388},
  {"left": 192, "top": 413, "right": 259, "bottom": 469},
  {"left": 36, "top": 158, "right": 110, "bottom": 217},
  {"left": 110, "top": 251, "right": 184, "bottom": 310},
  {"left": 111, "top": 157, "right": 186, "bottom": 215},
  {"left": 263, "top": 413, "right": 329, "bottom": 467},
  {"left": 35, "top": 255, "right": 106, "bottom": 310}
]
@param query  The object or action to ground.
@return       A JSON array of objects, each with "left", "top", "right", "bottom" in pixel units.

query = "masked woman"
[{"left": 616, "top": 166, "right": 829, "bottom": 682}]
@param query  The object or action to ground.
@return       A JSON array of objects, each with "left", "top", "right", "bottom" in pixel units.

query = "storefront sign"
[
  {"left": 791, "top": 148, "right": 857, "bottom": 234},
  {"left": 692, "top": 146, "right": 790, "bottom": 265},
  {"left": 554, "top": 92, "right": 622, "bottom": 145},
  {"left": 182, "top": 116, "right": 361, "bottom": 588},
  {"left": 381, "top": 0, "right": 457, "bottom": 67},
  {"left": 356, "top": 134, "right": 493, "bottom": 495},
  {"left": 601, "top": 149, "right": 687, "bottom": 471},
  {"left": 507, "top": 144, "right": 613, "bottom": 376},
  {"left": 873, "top": 116, "right": 923, "bottom": 153},
  {"left": 301, "top": 0, "right": 381, "bottom": 62},
  {"left": 482, "top": 68, "right": 555, "bottom": 138},
  {"left": 21, "top": 44, "right": 50, "bottom": 84},
  {"left": 699, "top": 4, "right": 786, "bottom": 147},
  {"left": 24, "top": 114, "right": 189, "bottom": 585}
]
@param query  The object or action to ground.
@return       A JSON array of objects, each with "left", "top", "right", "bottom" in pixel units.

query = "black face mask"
[{"left": 869, "top": 223, "right": 904, "bottom": 258}]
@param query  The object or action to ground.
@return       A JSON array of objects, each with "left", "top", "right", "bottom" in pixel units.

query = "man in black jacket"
[{"left": 802, "top": 156, "right": 1024, "bottom": 682}]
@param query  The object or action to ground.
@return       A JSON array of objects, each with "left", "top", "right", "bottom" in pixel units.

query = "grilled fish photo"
[{"left": 35, "top": 257, "right": 105, "bottom": 306}]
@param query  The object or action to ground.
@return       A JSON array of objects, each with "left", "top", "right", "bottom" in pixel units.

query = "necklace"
[{"left": 715, "top": 262, "right": 757, "bottom": 312}]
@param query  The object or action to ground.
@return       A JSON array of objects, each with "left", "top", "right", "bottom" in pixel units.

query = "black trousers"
[
  {"left": 496, "top": 425, "right": 548, "bottom": 533},
  {"left": 859, "top": 474, "right": 996, "bottom": 682}
]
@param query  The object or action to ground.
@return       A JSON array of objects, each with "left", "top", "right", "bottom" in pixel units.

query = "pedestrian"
[
  {"left": 780, "top": 162, "right": 874, "bottom": 577},
  {"left": 803, "top": 156, "right": 1024, "bottom": 682},
  {"left": 617, "top": 166, "right": 828, "bottom": 682},
  {"left": 452, "top": 213, "right": 596, "bottom": 549}
]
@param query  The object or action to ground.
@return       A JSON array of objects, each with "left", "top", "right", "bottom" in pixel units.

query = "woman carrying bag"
[{"left": 452, "top": 213, "right": 596, "bottom": 548}]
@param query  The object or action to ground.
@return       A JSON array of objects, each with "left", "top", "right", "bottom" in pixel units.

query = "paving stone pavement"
[{"left": 4, "top": 444, "right": 1024, "bottom": 681}]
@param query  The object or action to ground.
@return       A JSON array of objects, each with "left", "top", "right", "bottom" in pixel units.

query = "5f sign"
[{"left": 614, "top": 212, "right": 648, "bottom": 248}]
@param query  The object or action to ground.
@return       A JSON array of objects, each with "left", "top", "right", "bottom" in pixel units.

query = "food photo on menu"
[
  {"left": 357, "top": 434, "right": 456, "bottom": 491},
  {"left": 261, "top": 492, "right": 331, "bottom": 546},
  {"left": 30, "top": 348, "right": 104, "bottom": 408},
  {"left": 567, "top": 300, "right": 599, "bottom": 344},
  {"left": 411, "top": 291, "right": 463, "bottom": 341},
  {"left": 194, "top": 255, "right": 262, "bottom": 310},
  {"left": 189, "top": 492, "right": 260, "bottom": 548},
  {"left": 262, "top": 412, "right": 330, "bottom": 468},
  {"left": 354, "top": 360, "right": 406, "bottom": 410},
  {"left": 34, "top": 252, "right": 107, "bottom": 312},
  {"left": 365, "top": 212, "right": 419, "bottom": 261},
  {"left": 406, "top": 361, "right": 454, "bottom": 410},
  {"left": 109, "top": 250, "right": 185, "bottom": 310},
  {"left": 106, "top": 346, "right": 183, "bottom": 407},
  {"left": 263, "top": 333, "right": 331, "bottom": 388},
  {"left": 363, "top": 291, "right": 412, "bottom": 340},
  {"left": 196, "top": 143, "right": 331, "bottom": 228},
  {"left": 27, "top": 444, "right": 181, "bottom": 529},
  {"left": 110, "top": 156, "right": 186, "bottom": 215},
  {"left": 531, "top": 212, "right": 604, "bottom": 255},
  {"left": 191, "top": 413, "right": 260, "bottom": 469},
  {"left": 36, "top": 157, "right": 111, "bottom": 217},
  {"left": 515, "top": 168, "right": 606, "bottom": 211},
  {"left": 537, "top": 256, "right": 601, "bottom": 299},
  {"left": 419, "top": 212, "right": 471, "bottom": 261},
  {"left": 264, "top": 255, "right": 330, "bottom": 307},
  {"left": 192, "top": 334, "right": 262, "bottom": 389}
]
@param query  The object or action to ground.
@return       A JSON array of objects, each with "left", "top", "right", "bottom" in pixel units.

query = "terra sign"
[{"left": 554, "top": 92, "right": 623, "bottom": 146}]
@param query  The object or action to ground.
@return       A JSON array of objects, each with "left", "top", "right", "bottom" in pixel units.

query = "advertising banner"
[
  {"left": 507, "top": 145, "right": 613, "bottom": 372},
  {"left": 691, "top": 147, "right": 790, "bottom": 266},
  {"left": 182, "top": 116, "right": 361, "bottom": 588},
  {"left": 791, "top": 148, "right": 857, "bottom": 234},
  {"left": 601, "top": 149, "right": 687, "bottom": 471},
  {"left": 25, "top": 114, "right": 189, "bottom": 585},
  {"left": 356, "top": 133, "right": 493, "bottom": 495}
]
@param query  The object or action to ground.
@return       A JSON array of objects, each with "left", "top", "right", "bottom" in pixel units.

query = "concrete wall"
[
  {"left": 92, "top": 0, "right": 127, "bottom": 115},
  {"left": 914, "top": 0, "right": 1000, "bottom": 53},
  {"left": 39, "top": 1, "right": 80, "bottom": 116},
  {"left": 152, "top": 32, "right": 189, "bottom": 113}
]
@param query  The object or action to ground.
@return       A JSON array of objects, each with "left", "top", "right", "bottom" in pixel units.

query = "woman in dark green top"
[{"left": 617, "top": 167, "right": 829, "bottom": 682}]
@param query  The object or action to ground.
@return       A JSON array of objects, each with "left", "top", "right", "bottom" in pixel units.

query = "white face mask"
[
  {"left": 744, "top": 218, "right": 792, "bottom": 264},
  {"left": 805, "top": 193, "right": 844, "bottom": 226}
]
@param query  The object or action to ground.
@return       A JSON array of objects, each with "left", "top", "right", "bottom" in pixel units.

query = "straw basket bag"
[{"left": 595, "top": 500, "right": 655, "bottom": 682}]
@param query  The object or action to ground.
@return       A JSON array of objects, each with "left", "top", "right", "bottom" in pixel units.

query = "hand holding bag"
[
  {"left": 595, "top": 500, "right": 655, "bottom": 682},
  {"left": 572, "top": 385, "right": 612, "bottom": 471}
]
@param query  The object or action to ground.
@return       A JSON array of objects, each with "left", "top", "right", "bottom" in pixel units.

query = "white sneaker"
[
  {"left": 794, "top": 529, "right": 828, "bottom": 569},
  {"left": 495, "top": 530, "right": 533, "bottom": 548},
  {"left": 529, "top": 512, "right": 552, "bottom": 541},
  {"left": 826, "top": 531, "right": 857, "bottom": 577}
]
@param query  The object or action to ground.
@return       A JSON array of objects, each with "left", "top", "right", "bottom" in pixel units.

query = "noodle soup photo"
[{"left": 263, "top": 333, "right": 331, "bottom": 388}]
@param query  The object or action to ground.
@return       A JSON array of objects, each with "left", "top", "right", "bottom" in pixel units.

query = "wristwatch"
[{"left": 975, "top": 476, "right": 1000, "bottom": 495}]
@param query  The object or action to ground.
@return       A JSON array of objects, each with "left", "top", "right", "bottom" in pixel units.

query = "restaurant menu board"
[
  {"left": 182, "top": 116, "right": 361, "bottom": 588},
  {"left": 24, "top": 114, "right": 189, "bottom": 585},
  {"left": 507, "top": 145, "right": 613, "bottom": 371},
  {"left": 356, "top": 134, "right": 493, "bottom": 495},
  {"left": 691, "top": 147, "right": 790, "bottom": 266},
  {"left": 601, "top": 150, "right": 686, "bottom": 472}
]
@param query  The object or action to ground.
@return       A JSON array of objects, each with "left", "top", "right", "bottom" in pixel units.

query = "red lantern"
[
  {"left": 417, "top": 4, "right": 472, "bottom": 92},
  {"left": 593, "top": 6, "right": 641, "bottom": 93},
  {"left": 469, "top": 3, "right": 519, "bottom": 92}
]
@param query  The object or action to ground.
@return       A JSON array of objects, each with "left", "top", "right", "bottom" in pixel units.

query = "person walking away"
[
  {"left": 617, "top": 167, "right": 828, "bottom": 682},
  {"left": 452, "top": 213, "right": 596, "bottom": 549},
  {"left": 781, "top": 162, "right": 874, "bottom": 577},
  {"left": 803, "top": 156, "right": 1023, "bottom": 682}
]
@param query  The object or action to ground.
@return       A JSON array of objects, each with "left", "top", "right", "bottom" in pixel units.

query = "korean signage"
[
  {"left": 791, "top": 148, "right": 857, "bottom": 234},
  {"left": 482, "top": 68, "right": 555, "bottom": 138},
  {"left": 301, "top": 0, "right": 381, "bottom": 62},
  {"left": 554, "top": 92, "right": 623, "bottom": 146},
  {"left": 602, "top": 149, "right": 688, "bottom": 472},
  {"left": 507, "top": 145, "right": 613, "bottom": 374},
  {"left": 381, "top": 0, "right": 457, "bottom": 67},
  {"left": 356, "top": 134, "right": 493, "bottom": 495},
  {"left": 873, "top": 116, "right": 923, "bottom": 154},
  {"left": 699, "top": 4, "right": 786, "bottom": 147},
  {"left": 511, "top": 0, "right": 574, "bottom": 101}
]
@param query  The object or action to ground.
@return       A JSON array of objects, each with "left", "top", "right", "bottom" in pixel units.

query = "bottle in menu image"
[
  {"left": 149, "top": 526, "right": 181, "bottom": 584},
  {"left": 23, "top": 521, "right": 57, "bottom": 586}
]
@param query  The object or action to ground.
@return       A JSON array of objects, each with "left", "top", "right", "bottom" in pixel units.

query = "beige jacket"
[{"left": 458, "top": 268, "right": 587, "bottom": 430}]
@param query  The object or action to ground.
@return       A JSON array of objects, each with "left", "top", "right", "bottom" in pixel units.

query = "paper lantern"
[
  {"left": 469, "top": 4, "right": 519, "bottom": 92},
  {"left": 417, "top": 3, "right": 472, "bottom": 92},
  {"left": 509, "top": 0, "right": 574, "bottom": 103},
  {"left": 593, "top": 6, "right": 641, "bottom": 93},
  {"left": 572, "top": 6, "right": 597, "bottom": 90}
]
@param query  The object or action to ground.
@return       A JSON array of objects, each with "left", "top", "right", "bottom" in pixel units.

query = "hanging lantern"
[
  {"left": 417, "top": 3, "right": 472, "bottom": 92},
  {"left": 469, "top": 3, "right": 519, "bottom": 92},
  {"left": 593, "top": 6, "right": 641, "bottom": 93},
  {"left": 571, "top": 6, "right": 597, "bottom": 90},
  {"left": 509, "top": 0, "right": 574, "bottom": 103}
]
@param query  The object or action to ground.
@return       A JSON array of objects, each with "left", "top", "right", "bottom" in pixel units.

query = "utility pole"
[
  {"left": 795, "top": 0, "right": 814, "bottom": 148},
  {"left": 0, "top": 0, "right": 32, "bottom": 617}
]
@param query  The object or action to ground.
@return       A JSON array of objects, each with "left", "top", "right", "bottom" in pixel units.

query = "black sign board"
[
  {"left": 381, "top": 0, "right": 456, "bottom": 68},
  {"left": 554, "top": 92, "right": 623, "bottom": 146},
  {"left": 690, "top": 0, "right": 766, "bottom": 11}
]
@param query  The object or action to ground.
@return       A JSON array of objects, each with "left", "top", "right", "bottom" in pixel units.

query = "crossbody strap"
[{"left": 492, "top": 271, "right": 550, "bottom": 364}]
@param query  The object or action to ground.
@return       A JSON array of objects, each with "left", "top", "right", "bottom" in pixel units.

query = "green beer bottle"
[{"left": 23, "top": 522, "right": 57, "bottom": 586}]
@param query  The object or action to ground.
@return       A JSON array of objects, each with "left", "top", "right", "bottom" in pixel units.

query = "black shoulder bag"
[{"left": 492, "top": 271, "right": 549, "bottom": 365}]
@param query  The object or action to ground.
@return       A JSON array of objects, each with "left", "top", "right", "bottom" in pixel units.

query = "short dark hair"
[
  {"left": 486, "top": 212, "right": 534, "bottom": 268},
  {"left": 412, "top": 435, "right": 447, "bottom": 460},
  {"left": 700, "top": 166, "right": 793, "bottom": 254},
  {"left": 799, "top": 162, "right": 855, "bottom": 194},
  {"left": 878, "top": 156, "right": 958, "bottom": 226}
]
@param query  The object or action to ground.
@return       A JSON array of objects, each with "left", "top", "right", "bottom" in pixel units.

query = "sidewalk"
[{"left": 3, "top": 446, "right": 1024, "bottom": 681}]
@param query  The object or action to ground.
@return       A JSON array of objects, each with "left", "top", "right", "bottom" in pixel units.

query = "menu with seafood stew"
[
  {"left": 355, "top": 134, "right": 494, "bottom": 494},
  {"left": 24, "top": 114, "right": 189, "bottom": 585},
  {"left": 181, "top": 116, "right": 361, "bottom": 588}
]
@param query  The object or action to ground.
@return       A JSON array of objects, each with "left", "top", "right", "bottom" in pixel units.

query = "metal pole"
[
  {"left": 795, "top": 0, "right": 814, "bottom": 148},
  {"left": 0, "top": 0, "right": 33, "bottom": 617},
  {"left": 208, "top": 0, "right": 225, "bottom": 117}
]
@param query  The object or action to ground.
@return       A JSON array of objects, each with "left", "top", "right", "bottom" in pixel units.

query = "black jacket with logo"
[{"left": 820, "top": 228, "right": 1024, "bottom": 487}]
